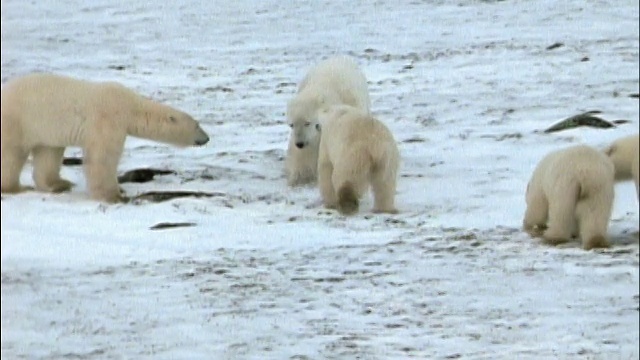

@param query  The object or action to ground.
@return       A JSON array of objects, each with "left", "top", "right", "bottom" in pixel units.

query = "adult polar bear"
[
  {"left": 317, "top": 105, "right": 399, "bottom": 215},
  {"left": 604, "top": 134, "right": 639, "bottom": 200},
  {"left": 285, "top": 55, "right": 371, "bottom": 186},
  {"left": 523, "top": 145, "right": 615, "bottom": 250},
  {"left": 1, "top": 73, "right": 210, "bottom": 203}
]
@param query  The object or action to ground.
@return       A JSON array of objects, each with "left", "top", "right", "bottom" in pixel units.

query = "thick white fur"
[
  {"left": 317, "top": 105, "right": 399, "bottom": 215},
  {"left": 1, "top": 73, "right": 209, "bottom": 203},
  {"left": 604, "top": 134, "right": 639, "bottom": 199},
  {"left": 285, "top": 55, "right": 371, "bottom": 186},
  {"left": 523, "top": 145, "right": 615, "bottom": 250}
]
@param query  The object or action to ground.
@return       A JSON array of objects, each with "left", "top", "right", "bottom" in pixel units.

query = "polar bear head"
[
  {"left": 286, "top": 95, "right": 324, "bottom": 149},
  {"left": 155, "top": 108, "right": 210, "bottom": 147},
  {"left": 129, "top": 95, "right": 210, "bottom": 148}
]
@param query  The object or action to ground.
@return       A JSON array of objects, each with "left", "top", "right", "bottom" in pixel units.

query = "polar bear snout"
[
  {"left": 295, "top": 141, "right": 306, "bottom": 149},
  {"left": 194, "top": 126, "right": 210, "bottom": 146}
]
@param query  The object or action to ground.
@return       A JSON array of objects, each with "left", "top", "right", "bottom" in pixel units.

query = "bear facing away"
[
  {"left": 317, "top": 105, "right": 399, "bottom": 215},
  {"left": 285, "top": 55, "right": 371, "bottom": 187},
  {"left": 604, "top": 134, "right": 639, "bottom": 200},
  {"left": 523, "top": 145, "right": 615, "bottom": 250},
  {"left": 1, "top": 73, "right": 210, "bottom": 203}
]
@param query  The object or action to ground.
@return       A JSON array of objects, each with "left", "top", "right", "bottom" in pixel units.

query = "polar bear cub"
[
  {"left": 317, "top": 105, "right": 399, "bottom": 215},
  {"left": 604, "top": 134, "right": 639, "bottom": 199},
  {"left": 523, "top": 145, "right": 615, "bottom": 250},
  {"left": 285, "top": 55, "right": 371, "bottom": 186},
  {"left": 1, "top": 73, "right": 210, "bottom": 203}
]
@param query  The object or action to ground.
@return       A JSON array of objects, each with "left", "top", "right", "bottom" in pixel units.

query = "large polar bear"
[
  {"left": 1, "top": 73, "right": 210, "bottom": 203},
  {"left": 604, "top": 134, "right": 639, "bottom": 200},
  {"left": 523, "top": 145, "right": 615, "bottom": 250},
  {"left": 317, "top": 105, "right": 399, "bottom": 215},
  {"left": 285, "top": 55, "right": 371, "bottom": 187}
]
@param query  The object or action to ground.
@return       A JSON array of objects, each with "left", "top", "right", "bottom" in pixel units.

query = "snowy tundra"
[{"left": 2, "top": 0, "right": 639, "bottom": 359}]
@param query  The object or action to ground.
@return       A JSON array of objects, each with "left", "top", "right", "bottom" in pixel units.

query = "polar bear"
[
  {"left": 523, "top": 145, "right": 615, "bottom": 250},
  {"left": 285, "top": 55, "right": 371, "bottom": 187},
  {"left": 604, "top": 134, "right": 639, "bottom": 199},
  {"left": 1, "top": 73, "right": 210, "bottom": 203},
  {"left": 317, "top": 105, "right": 399, "bottom": 215}
]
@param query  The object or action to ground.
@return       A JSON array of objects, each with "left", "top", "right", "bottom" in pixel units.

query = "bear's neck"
[{"left": 126, "top": 99, "right": 160, "bottom": 140}]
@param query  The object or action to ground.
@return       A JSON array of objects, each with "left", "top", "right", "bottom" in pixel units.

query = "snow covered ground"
[{"left": 1, "top": 0, "right": 639, "bottom": 358}]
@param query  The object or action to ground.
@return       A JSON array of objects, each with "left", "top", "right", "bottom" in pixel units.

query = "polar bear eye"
[
  {"left": 315, "top": 124, "right": 321, "bottom": 131},
  {"left": 169, "top": 116, "right": 177, "bottom": 123},
  {"left": 288, "top": 123, "right": 294, "bottom": 128}
]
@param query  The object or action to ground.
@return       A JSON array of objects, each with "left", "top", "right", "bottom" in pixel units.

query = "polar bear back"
[
  {"left": 1, "top": 73, "right": 139, "bottom": 148},
  {"left": 532, "top": 145, "right": 614, "bottom": 197},
  {"left": 320, "top": 106, "right": 397, "bottom": 164},
  {"left": 297, "top": 56, "right": 371, "bottom": 113}
]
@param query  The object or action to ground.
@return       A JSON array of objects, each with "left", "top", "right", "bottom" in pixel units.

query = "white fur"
[
  {"left": 1, "top": 73, "right": 209, "bottom": 203},
  {"left": 604, "top": 134, "right": 639, "bottom": 200},
  {"left": 317, "top": 105, "right": 399, "bottom": 215},
  {"left": 285, "top": 56, "right": 370, "bottom": 186},
  {"left": 523, "top": 145, "right": 615, "bottom": 250}
]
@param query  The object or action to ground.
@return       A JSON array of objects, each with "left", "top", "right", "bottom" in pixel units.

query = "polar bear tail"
[{"left": 337, "top": 182, "right": 359, "bottom": 215}]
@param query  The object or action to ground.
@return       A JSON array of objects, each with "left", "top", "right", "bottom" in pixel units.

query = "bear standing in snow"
[
  {"left": 523, "top": 145, "right": 615, "bottom": 250},
  {"left": 317, "top": 105, "right": 399, "bottom": 215},
  {"left": 1, "top": 73, "right": 210, "bottom": 203},
  {"left": 604, "top": 134, "right": 639, "bottom": 200},
  {"left": 285, "top": 55, "right": 371, "bottom": 187}
]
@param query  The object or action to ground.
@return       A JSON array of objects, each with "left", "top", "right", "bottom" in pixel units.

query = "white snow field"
[{"left": 1, "top": 0, "right": 639, "bottom": 359}]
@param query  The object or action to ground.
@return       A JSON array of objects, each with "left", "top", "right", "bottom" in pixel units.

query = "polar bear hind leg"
[
  {"left": 522, "top": 183, "right": 549, "bottom": 236},
  {"left": 337, "top": 182, "right": 360, "bottom": 215},
  {"left": 333, "top": 156, "right": 369, "bottom": 216},
  {"left": 542, "top": 182, "right": 579, "bottom": 245},
  {"left": 371, "top": 162, "right": 398, "bottom": 214},
  {"left": 318, "top": 152, "right": 337, "bottom": 209},
  {"left": 32, "top": 146, "right": 74, "bottom": 193},
  {"left": 575, "top": 186, "right": 613, "bottom": 250}
]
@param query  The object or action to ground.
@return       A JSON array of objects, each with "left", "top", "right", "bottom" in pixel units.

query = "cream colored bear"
[
  {"left": 523, "top": 145, "right": 615, "bottom": 250},
  {"left": 285, "top": 55, "right": 371, "bottom": 187},
  {"left": 1, "top": 73, "right": 209, "bottom": 203},
  {"left": 604, "top": 134, "right": 639, "bottom": 199},
  {"left": 317, "top": 105, "right": 399, "bottom": 215}
]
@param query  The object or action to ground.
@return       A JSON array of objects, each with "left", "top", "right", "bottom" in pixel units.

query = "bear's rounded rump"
[
  {"left": 523, "top": 145, "right": 615, "bottom": 250},
  {"left": 317, "top": 105, "right": 400, "bottom": 215}
]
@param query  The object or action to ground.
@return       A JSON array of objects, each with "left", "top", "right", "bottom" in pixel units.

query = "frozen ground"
[{"left": 1, "top": 0, "right": 639, "bottom": 359}]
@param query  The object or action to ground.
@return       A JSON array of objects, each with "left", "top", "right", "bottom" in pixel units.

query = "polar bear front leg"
[
  {"left": 32, "top": 146, "right": 74, "bottom": 193},
  {"left": 0, "top": 143, "right": 31, "bottom": 193},
  {"left": 286, "top": 140, "right": 318, "bottom": 187},
  {"left": 83, "top": 132, "right": 126, "bottom": 203}
]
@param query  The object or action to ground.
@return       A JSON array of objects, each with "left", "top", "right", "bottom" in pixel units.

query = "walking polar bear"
[
  {"left": 1, "top": 73, "right": 210, "bottom": 203},
  {"left": 285, "top": 55, "right": 371, "bottom": 186},
  {"left": 317, "top": 105, "right": 399, "bottom": 215},
  {"left": 604, "top": 134, "right": 639, "bottom": 200},
  {"left": 523, "top": 145, "right": 615, "bottom": 250}
]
